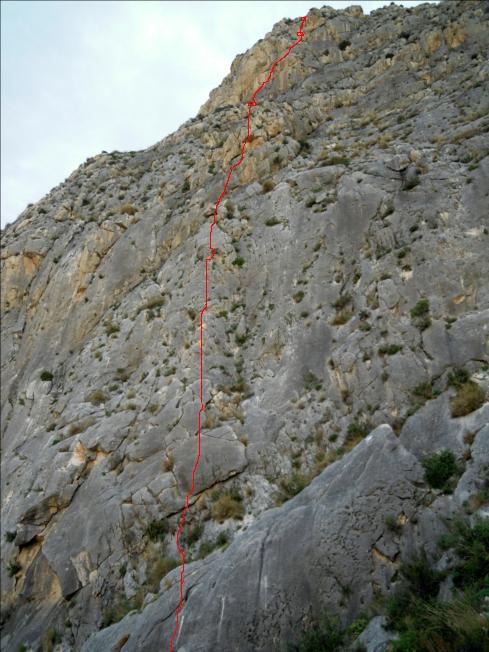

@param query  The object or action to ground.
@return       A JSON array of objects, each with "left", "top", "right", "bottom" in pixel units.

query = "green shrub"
[
  {"left": 275, "top": 472, "right": 311, "bottom": 505},
  {"left": 412, "top": 381, "right": 436, "bottom": 401},
  {"left": 262, "top": 179, "right": 275, "bottom": 193},
  {"left": 197, "top": 532, "right": 229, "bottom": 560},
  {"left": 391, "top": 594, "right": 488, "bottom": 652},
  {"left": 410, "top": 298, "right": 429, "bottom": 318},
  {"left": 388, "top": 522, "right": 489, "bottom": 651},
  {"left": 86, "top": 389, "right": 108, "bottom": 405},
  {"left": 346, "top": 615, "right": 369, "bottom": 638},
  {"left": 291, "top": 613, "right": 344, "bottom": 651},
  {"left": 265, "top": 218, "right": 281, "bottom": 226},
  {"left": 42, "top": 628, "right": 61, "bottom": 651},
  {"left": 182, "top": 179, "right": 190, "bottom": 192},
  {"left": 338, "top": 39, "right": 351, "bottom": 51},
  {"left": 293, "top": 291, "right": 305, "bottom": 303},
  {"left": 215, "top": 532, "right": 229, "bottom": 547},
  {"left": 142, "top": 295, "right": 165, "bottom": 311},
  {"left": 211, "top": 493, "right": 244, "bottom": 522},
  {"left": 145, "top": 557, "right": 178, "bottom": 592},
  {"left": 346, "top": 421, "right": 371, "bottom": 443},
  {"left": 104, "top": 320, "right": 120, "bottom": 335},
  {"left": 400, "top": 551, "right": 443, "bottom": 600},
  {"left": 298, "top": 140, "right": 311, "bottom": 153},
  {"left": 447, "top": 368, "right": 470, "bottom": 388},
  {"left": 303, "top": 371, "right": 322, "bottom": 391},
  {"left": 185, "top": 523, "right": 204, "bottom": 546},
  {"left": 68, "top": 422, "right": 88, "bottom": 436},
  {"left": 332, "top": 293, "right": 351, "bottom": 310},
  {"left": 146, "top": 519, "right": 169, "bottom": 542},
  {"left": 450, "top": 381, "right": 485, "bottom": 417},
  {"left": 197, "top": 540, "right": 216, "bottom": 559},
  {"left": 40, "top": 370, "right": 53, "bottom": 381},
  {"left": 321, "top": 155, "right": 350, "bottom": 166},
  {"left": 233, "top": 256, "right": 245, "bottom": 267},
  {"left": 115, "top": 367, "right": 131, "bottom": 382},
  {"left": 7, "top": 561, "right": 21, "bottom": 576},
  {"left": 447, "top": 518, "right": 489, "bottom": 589},
  {"left": 385, "top": 515, "right": 402, "bottom": 535},
  {"left": 101, "top": 590, "right": 144, "bottom": 627},
  {"left": 119, "top": 203, "right": 137, "bottom": 215},
  {"left": 331, "top": 308, "right": 353, "bottom": 325},
  {"left": 378, "top": 344, "right": 402, "bottom": 356},
  {"left": 422, "top": 450, "right": 457, "bottom": 490}
]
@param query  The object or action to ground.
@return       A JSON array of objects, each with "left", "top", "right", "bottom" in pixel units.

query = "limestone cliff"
[{"left": 1, "top": 1, "right": 488, "bottom": 650}]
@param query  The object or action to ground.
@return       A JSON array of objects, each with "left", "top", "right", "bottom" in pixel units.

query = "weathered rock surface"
[{"left": 1, "top": 0, "right": 488, "bottom": 650}]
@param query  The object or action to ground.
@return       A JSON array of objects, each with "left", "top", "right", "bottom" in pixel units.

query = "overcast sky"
[{"left": 1, "top": 0, "right": 438, "bottom": 227}]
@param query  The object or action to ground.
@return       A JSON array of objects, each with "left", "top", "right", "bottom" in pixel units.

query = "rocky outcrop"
[{"left": 1, "top": 1, "right": 488, "bottom": 650}]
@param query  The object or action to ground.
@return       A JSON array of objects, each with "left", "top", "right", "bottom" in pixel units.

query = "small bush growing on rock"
[
  {"left": 410, "top": 298, "right": 431, "bottom": 330},
  {"left": 185, "top": 523, "right": 204, "bottom": 546},
  {"left": 104, "top": 320, "right": 120, "bottom": 336},
  {"left": 181, "top": 179, "right": 190, "bottom": 192},
  {"left": 338, "top": 39, "right": 351, "bottom": 51},
  {"left": 378, "top": 344, "right": 402, "bottom": 356},
  {"left": 101, "top": 590, "right": 144, "bottom": 627},
  {"left": 275, "top": 472, "right": 311, "bottom": 505},
  {"left": 40, "top": 370, "right": 53, "bottom": 381},
  {"left": 261, "top": 179, "right": 275, "bottom": 193},
  {"left": 387, "top": 521, "right": 488, "bottom": 651},
  {"left": 332, "top": 293, "right": 351, "bottom": 310},
  {"left": 197, "top": 532, "right": 229, "bottom": 560},
  {"left": 290, "top": 613, "right": 344, "bottom": 651},
  {"left": 163, "top": 454, "right": 174, "bottom": 472},
  {"left": 233, "top": 256, "right": 245, "bottom": 267},
  {"left": 197, "top": 540, "right": 216, "bottom": 560},
  {"left": 42, "top": 628, "right": 61, "bottom": 650},
  {"left": 440, "top": 518, "right": 489, "bottom": 589},
  {"left": 142, "top": 295, "right": 165, "bottom": 311},
  {"left": 293, "top": 291, "right": 305, "bottom": 303},
  {"left": 68, "top": 422, "right": 86, "bottom": 436},
  {"left": 410, "top": 298, "right": 429, "bottom": 318},
  {"left": 451, "top": 381, "right": 485, "bottom": 417},
  {"left": 447, "top": 368, "right": 470, "bottom": 388},
  {"left": 385, "top": 514, "right": 402, "bottom": 536},
  {"left": 86, "top": 389, "right": 107, "bottom": 405},
  {"left": 115, "top": 367, "right": 131, "bottom": 382},
  {"left": 412, "top": 381, "right": 436, "bottom": 402},
  {"left": 331, "top": 309, "right": 353, "bottom": 326},
  {"left": 320, "top": 155, "right": 350, "bottom": 166},
  {"left": 211, "top": 492, "right": 244, "bottom": 522},
  {"left": 146, "top": 519, "right": 169, "bottom": 542},
  {"left": 422, "top": 450, "right": 457, "bottom": 490},
  {"left": 145, "top": 557, "right": 178, "bottom": 592},
  {"left": 345, "top": 421, "right": 372, "bottom": 448},
  {"left": 7, "top": 561, "right": 21, "bottom": 576},
  {"left": 303, "top": 371, "right": 322, "bottom": 391},
  {"left": 298, "top": 140, "right": 311, "bottom": 153},
  {"left": 119, "top": 203, "right": 137, "bottom": 215},
  {"left": 346, "top": 615, "right": 369, "bottom": 639},
  {"left": 401, "top": 550, "right": 443, "bottom": 600}
]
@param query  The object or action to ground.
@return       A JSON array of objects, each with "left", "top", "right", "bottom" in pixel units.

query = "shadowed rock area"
[{"left": 1, "top": 1, "right": 488, "bottom": 650}]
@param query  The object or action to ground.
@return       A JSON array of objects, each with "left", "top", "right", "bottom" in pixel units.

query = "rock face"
[{"left": 1, "top": 1, "right": 488, "bottom": 650}]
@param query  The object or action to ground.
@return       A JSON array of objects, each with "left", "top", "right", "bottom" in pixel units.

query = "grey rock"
[{"left": 1, "top": 0, "right": 488, "bottom": 649}]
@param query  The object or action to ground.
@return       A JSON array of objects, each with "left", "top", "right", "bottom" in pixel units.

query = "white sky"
[{"left": 1, "top": 0, "right": 438, "bottom": 227}]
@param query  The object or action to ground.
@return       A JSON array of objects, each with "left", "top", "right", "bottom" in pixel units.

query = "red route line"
[{"left": 169, "top": 16, "right": 307, "bottom": 652}]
